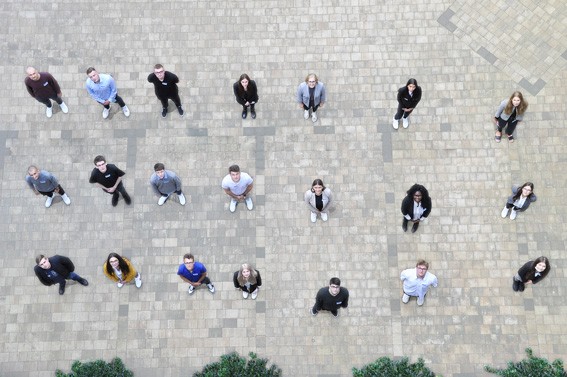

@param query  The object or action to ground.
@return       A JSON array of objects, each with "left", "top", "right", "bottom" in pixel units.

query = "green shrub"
[
  {"left": 485, "top": 348, "right": 566, "bottom": 376},
  {"left": 55, "top": 357, "right": 133, "bottom": 377},
  {"left": 352, "top": 356, "right": 438, "bottom": 377},
  {"left": 193, "top": 352, "right": 282, "bottom": 377}
]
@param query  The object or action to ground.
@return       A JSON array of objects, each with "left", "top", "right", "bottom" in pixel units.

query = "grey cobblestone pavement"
[{"left": 1, "top": 0, "right": 566, "bottom": 376}]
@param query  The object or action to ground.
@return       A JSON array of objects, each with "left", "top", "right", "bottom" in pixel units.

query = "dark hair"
[
  {"left": 183, "top": 253, "right": 194, "bottom": 262},
  {"left": 329, "top": 277, "right": 341, "bottom": 286},
  {"left": 524, "top": 256, "right": 551, "bottom": 282},
  {"left": 154, "top": 162, "right": 165, "bottom": 171},
  {"left": 504, "top": 91, "right": 528, "bottom": 115},
  {"left": 35, "top": 254, "right": 46, "bottom": 265},
  {"left": 154, "top": 64, "right": 164, "bottom": 70},
  {"left": 311, "top": 179, "right": 326, "bottom": 192},
  {"left": 406, "top": 78, "right": 418, "bottom": 87},
  {"left": 93, "top": 155, "right": 106, "bottom": 165},
  {"left": 105, "top": 253, "right": 131, "bottom": 277},
  {"left": 86, "top": 67, "right": 96, "bottom": 75},
  {"left": 416, "top": 259, "right": 429, "bottom": 269},
  {"left": 512, "top": 182, "right": 535, "bottom": 202},
  {"left": 406, "top": 184, "right": 430, "bottom": 201},
  {"left": 228, "top": 165, "right": 240, "bottom": 173}
]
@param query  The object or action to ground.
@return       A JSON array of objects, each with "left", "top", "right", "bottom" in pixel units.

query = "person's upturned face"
[
  {"left": 156, "top": 169, "right": 165, "bottom": 179},
  {"left": 28, "top": 168, "right": 40, "bottom": 180},
  {"left": 184, "top": 259, "right": 195, "bottom": 271},
  {"left": 27, "top": 68, "right": 40, "bottom": 81},
  {"left": 328, "top": 283, "right": 340, "bottom": 296},
  {"left": 535, "top": 262, "right": 547, "bottom": 273},
  {"left": 521, "top": 186, "right": 532, "bottom": 197},
  {"left": 416, "top": 265, "right": 428, "bottom": 278},
  {"left": 242, "top": 268, "right": 251, "bottom": 279},
  {"left": 512, "top": 96, "right": 521, "bottom": 107},
  {"left": 240, "top": 78, "right": 249, "bottom": 89},
  {"left": 109, "top": 257, "right": 120, "bottom": 269},
  {"left": 312, "top": 184, "right": 323, "bottom": 196},
  {"left": 38, "top": 257, "right": 51, "bottom": 270},
  {"left": 95, "top": 160, "right": 107, "bottom": 173},
  {"left": 154, "top": 67, "right": 165, "bottom": 81},
  {"left": 413, "top": 191, "right": 422, "bottom": 203},
  {"left": 88, "top": 71, "right": 100, "bottom": 83},
  {"left": 307, "top": 76, "right": 317, "bottom": 88},
  {"left": 407, "top": 83, "right": 416, "bottom": 92},
  {"left": 230, "top": 171, "right": 241, "bottom": 183}
]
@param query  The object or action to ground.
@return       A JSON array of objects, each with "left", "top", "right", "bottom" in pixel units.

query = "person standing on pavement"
[
  {"left": 513, "top": 256, "right": 550, "bottom": 292},
  {"left": 85, "top": 67, "right": 130, "bottom": 119},
  {"left": 177, "top": 253, "right": 216, "bottom": 295},
  {"left": 24, "top": 67, "right": 69, "bottom": 118},
  {"left": 494, "top": 91, "right": 528, "bottom": 143},
  {"left": 392, "top": 78, "right": 422, "bottom": 130},
  {"left": 150, "top": 163, "right": 186, "bottom": 206},
  {"left": 147, "top": 64, "right": 184, "bottom": 118},
  {"left": 221, "top": 164, "right": 254, "bottom": 213},
  {"left": 233, "top": 263, "right": 262, "bottom": 300},
  {"left": 400, "top": 260, "right": 438, "bottom": 306},
  {"left": 26, "top": 165, "right": 71, "bottom": 208},
  {"left": 34, "top": 254, "right": 89, "bottom": 295},
  {"left": 310, "top": 277, "right": 349, "bottom": 317},
  {"left": 297, "top": 73, "right": 326, "bottom": 123},
  {"left": 401, "top": 183, "right": 432, "bottom": 233},
  {"left": 500, "top": 182, "right": 536, "bottom": 220},
  {"left": 233, "top": 73, "right": 259, "bottom": 119},
  {"left": 304, "top": 178, "right": 333, "bottom": 223},
  {"left": 103, "top": 253, "right": 142, "bottom": 289},
  {"left": 89, "top": 155, "right": 132, "bottom": 207}
]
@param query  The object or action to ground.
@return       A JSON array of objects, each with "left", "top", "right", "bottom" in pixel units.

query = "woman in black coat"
[
  {"left": 233, "top": 73, "right": 259, "bottom": 119},
  {"left": 233, "top": 263, "right": 262, "bottom": 299},
  {"left": 401, "top": 184, "right": 432, "bottom": 233},
  {"left": 513, "top": 256, "right": 550, "bottom": 292},
  {"left": 392, "top": 78, "right": 422, "bottom": 130}
]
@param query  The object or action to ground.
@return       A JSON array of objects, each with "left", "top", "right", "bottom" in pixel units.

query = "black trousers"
[
  {"left": 102, "top": 95, "right": 126, "bottom": 109},
  {"left": 36, "top": 95, "right": 63, "bottom": 108},
  {"left": 38, "top": 185, "right": 66, "bottom": 197},
  {"left": 158, "top": 94, "right": 182, "bottom": 109}
]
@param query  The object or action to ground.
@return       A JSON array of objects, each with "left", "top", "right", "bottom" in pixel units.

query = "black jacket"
[
  {"left": 233, "top": 270, "right": 262, "bottom": 293},
  {"left": 397, "top": 86, "right": 422, "bottom": 109},
  {"left": 401, "top": 195, "right": 432, "bottom": 219},
  {"left": 517, "top": 261, "right": 548, "bottom": 284},
  {"left": 34, "top": 255, "right": 75, "bottom": 286},
  {"left": 233, "top": 80, "right": 259, "bottom": 106}
]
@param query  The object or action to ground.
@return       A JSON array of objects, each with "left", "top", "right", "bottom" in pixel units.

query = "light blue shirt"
[
  {"left": 400, "top": 268, "right": 438, "bottom": 300},
  {"left": 85, "top": 73, "right": 117, "bottom": 104}
]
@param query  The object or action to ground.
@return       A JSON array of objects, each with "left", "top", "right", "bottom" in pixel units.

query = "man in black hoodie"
[{"left": 34, "top": 255, "right": 88, "bottom": 295}]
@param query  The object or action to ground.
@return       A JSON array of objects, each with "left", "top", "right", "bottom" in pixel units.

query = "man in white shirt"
[
  {"left": 221, "top": 164, "right": 254, "bottom": 213},
  {"left": 400, "top": 260, "right": 438, "bottom": 306}
]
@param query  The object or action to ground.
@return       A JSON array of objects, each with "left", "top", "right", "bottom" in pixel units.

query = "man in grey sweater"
[
  {"left": 149, "top": 163, "right": 186, "bottom": 206},
  {"left": 26, "top": 165, "right": 71, "bottom": 208}
]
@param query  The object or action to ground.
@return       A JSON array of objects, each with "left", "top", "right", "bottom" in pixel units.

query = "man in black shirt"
[
  {"left": 34, "top": 254, "right": 88, "bottom": 295},
  {"left": 310, "top": 277, "right": 349, "bottom": 317},
  {"left": 147, "top": 64, "right": 184, "bottom": 118},
  {"left": 89, "top": 155, "right": 131, "bottom": 207}
]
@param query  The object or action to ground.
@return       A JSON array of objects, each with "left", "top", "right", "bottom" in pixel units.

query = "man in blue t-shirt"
[{"left": 177, "top": 253, "right": 215, "bottom": 295}]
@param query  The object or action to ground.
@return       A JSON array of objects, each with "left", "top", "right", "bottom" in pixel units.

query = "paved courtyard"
[{"left": 1, "top": 0, "right": 566, "bottom": 376}]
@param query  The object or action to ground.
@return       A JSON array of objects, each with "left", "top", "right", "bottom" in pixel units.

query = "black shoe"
[
  {"left": 251, "top": 108, "right": 256, "bottom": 119},
  {"left": 123, "top": 192, "right": 132, "bottom": 205},
  {"left": 411, "top": 222, "right": 419, "bottom": 233},
  {"left": 111, "top": 192, "right": 119, "bottom": 207},
  {"left": 402, "top": 219, "right": 408, "bottom": 232},
  {"left": 310, "top": 308, "right": 318, "bottom": 316},
  {"left": 177, "top": 106, "right": 184, "bottom": 116},
  {"left": 242, "top": 109, "right": 248, "bottom": 119},
  {"left": 512, "top": 278, "right": 520, "bottom": 292},
  {"left": 331, "top": 310, "right": 338, "bottom": 317},
  {"left": 78, "top": 278, "right": 89, "bottom": 286},
  {"left": 59, "top": 284, "right": 65, "bottom": 295},
  {"left": 161, "top": 108, "right": 167, "bottom": 118}
]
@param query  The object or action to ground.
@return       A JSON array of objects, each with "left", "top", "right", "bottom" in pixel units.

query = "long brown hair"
[
  {"left": 524, "top": 256, "right": 550, "bottom": 282},
  {"left": 504, "top": 91, "right": 528, "bottom": 115}
]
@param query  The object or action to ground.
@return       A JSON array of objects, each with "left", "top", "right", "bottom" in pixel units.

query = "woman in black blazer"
[
  {"left": 392, "top": 78, "right": 422, "bottom": 130},
  {"left": 233, "top": 73, "right": 259, "bottom": 119},
  {"left": 513, "top": 256, "right": 550, "bottom": 292},
  {"left": 401, "top": 184, "right": 431, "bottom": 233}
]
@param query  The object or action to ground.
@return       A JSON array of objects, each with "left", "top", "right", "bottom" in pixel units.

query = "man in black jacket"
[
  {"left": 34, "top": 255, "right": 88, "bottom": 295},
  {"left": 310, "top": 277, "right": 349, "bottom": 317},
  {"left": 147, "top": 64, "right": 184, "bottom": 118}
]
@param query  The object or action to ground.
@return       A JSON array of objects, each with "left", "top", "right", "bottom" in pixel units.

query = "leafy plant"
[
  {"left": 55, "top": 357, "right": 134, "bottom": 377},
  {"left": 352, "top": 356, "right": 438, "bottom": 377},
  {"left": 193, "top": 352, "right": 282, "bottom": 377},
  {"left": 485, "top": 348, "right": 566, "bottom": 376}
]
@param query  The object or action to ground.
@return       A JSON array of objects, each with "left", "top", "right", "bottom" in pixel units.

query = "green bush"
[
  {"left": 193, "top": 352, "right": 282, "bottom": 377},
  {"left": 485, "top": 348, "right": 566, "bottom": 376},
  {"left": 55, "top": 357, "right": 134, "bottom": 377},
  {"left": 352, "top": 356, "right": 439, "bottom": 377}
]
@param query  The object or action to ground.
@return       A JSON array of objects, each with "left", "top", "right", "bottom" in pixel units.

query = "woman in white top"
[
  {"left": 501, "top": 182, "right": 536, "bottom": 220},
  {"left": 304, "top": 178, "right": 333, "bottom": 223}
]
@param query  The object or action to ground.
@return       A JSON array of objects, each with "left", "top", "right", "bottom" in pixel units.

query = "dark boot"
[{"left": 402, "top": 219, "right": 408, "bottom": 232}]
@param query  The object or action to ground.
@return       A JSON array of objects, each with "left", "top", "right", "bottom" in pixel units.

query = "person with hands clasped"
[
  {"left": 304, "top": 178, "right": 333, "bottom": 223},
  {"left": 401, "top": 184, "right": 432, "bottom": 233},
  {"left": 297, "top": 73, "right": 326, "bottom": 123},
  {"left": 233, "top": 263, "right": 262, "bottom": 300},
  {"left": 221, "top": 164, "right": 254, "bottom": 213},
  {"left": 103, "top": 253, "right": 142, "bottom": 288}
]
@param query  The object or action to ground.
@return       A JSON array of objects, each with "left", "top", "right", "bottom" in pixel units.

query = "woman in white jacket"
[{"left": 304, "top": 179, "right": 333, "bottom": 223}]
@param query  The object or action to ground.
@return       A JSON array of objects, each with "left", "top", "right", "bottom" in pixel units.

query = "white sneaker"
[
  {"left": 402, "top": 293, "right": 410, "bottom": 304},
  {"left": 402, "top": 117, "right": 409, "bottom": 129},
  {"left": 61, "top": 194, "right": 71, "bottom": 205},
  {"left": 392, "top": 117, "right": 399, "bottom": 130},
  {"left": 59, "top": 102, "right": 69, "bottom": 114},
  {"left": 251, "top": 289, "right": 258, "bottom": 300},
  {"left": 501, "top": 207, "right": 509, "bottom": 218},
  {"left": 242, "top": 291, "right": 249, "bottom": 299},
  {"left": 312, "top": 112, "right": 318, "bottom": 123},
  {"left": 117, "top": 281, "right": 124, "bottom": 288},
  {"left": 207, "top": 284, "right": 215, "bottom": 294},
  {"left": 417, "top": 296, "right": 424, "bottom": 306},
  {"left": 45, "top": 196, "right": 53, "bottom": 208},
  {"left": 46, "top": 107, "right": 53, "bottom": 118},
  {"left": 321, "top": 212, "right": 328, "bottom": 222},
  {"left": 510, "top": 209, "right": 517, "bottom": 220},
  {"left": 135, "top": 276, "right": 142, "bottom": 288},
  {"left": 310, "top": 212, "right": 317, "bottom": 223},
  {"left": 122, "top": 106, "right": 130, "bottom": 117},
  {"left": 229, "top": 199, "right": 237, "bottom": 213},
  {"left": 303, "top": 110, "right": 309, "bottom": 120},
  {"left": 178, "top": 193, "right": 186, "bottom": 206},
  {"left": 158, "top": 195, "right": 168, "bottom": 206},
  {"left": 245, "top": 197, "right": 253, "bottom": 210},
  {"left": 102, "top": 107, "right": 110, "bottom": 119},
  {"left": 188, "top": 285, "right": 195, "bottom": 295}
]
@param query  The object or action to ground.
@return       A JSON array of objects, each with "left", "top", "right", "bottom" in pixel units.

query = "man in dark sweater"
[
  {"left": 89, "top": 155, "right": 131, "bottom": 207},
  {"left": 24, "top": 67, "right": 68, "bottom": 118},
  {"left": 147, "top": 64, "right": 184, "bottom": 118},
  {"left": 34, "top": 255, "right": 88, "bottom": 295},
  {"left": 310, "top": 277, "right": 349, "bottom": 317}
]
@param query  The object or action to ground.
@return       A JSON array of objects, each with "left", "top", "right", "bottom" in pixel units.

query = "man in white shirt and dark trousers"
[
  {"left": 400, "top": 260, "right": 438, "bottom": 306},
  {"left": 221, "top": 164, "right": 254, "bottom": 213}
]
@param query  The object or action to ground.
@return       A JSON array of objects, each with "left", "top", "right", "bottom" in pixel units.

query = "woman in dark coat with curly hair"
[{"left": 401, "top": 184, "right": 432, "bottom": 233}]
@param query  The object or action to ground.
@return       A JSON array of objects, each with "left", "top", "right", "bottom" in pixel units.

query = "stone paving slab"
[{"left": 1, "top": 0, "right": 566, "bottom": 376}]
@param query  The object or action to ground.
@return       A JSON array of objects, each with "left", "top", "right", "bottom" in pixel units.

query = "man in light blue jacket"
[
  {"left": 297, "top": 73, "right": 326, "bottom": 123},
  {"left": 85, "top": 67, "right": 130, "bottom": 119}
]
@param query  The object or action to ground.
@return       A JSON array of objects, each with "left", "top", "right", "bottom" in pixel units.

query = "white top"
[
  {"left": 221, "top": 172, "right": 253, "bottom": 196},
  {"left": 400, "top": 268, "right": 438, "bottom": 300}
]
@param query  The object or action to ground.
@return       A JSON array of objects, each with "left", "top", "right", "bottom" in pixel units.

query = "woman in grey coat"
[
  {"left": 297, "top": 73, "right": 326, "bottom": 123},
  {"left": 304, "top": 178, "right": 333, "bottom": 223},
  {"left": 494, "top": 91, "right": 528, "bottom": 143},
  {"left": 501, "top": 182, "right": 536, "bottom": 220}
]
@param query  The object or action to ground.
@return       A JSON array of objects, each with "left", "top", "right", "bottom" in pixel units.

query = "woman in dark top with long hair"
[
  {"left": 493, "top": 91, "right": 528, "bottom": 143},
  {"left": 392, "top": 78, "right": 422, "bottom": 130},
  {"left": 401, "top": 183, "right": 432, "bottom": 233},
  {"left": 513, "top": 256, "right": 550, "bottom": 292},
  {"left": 233, "top": 73, "right": 258, "bottom": 119}
]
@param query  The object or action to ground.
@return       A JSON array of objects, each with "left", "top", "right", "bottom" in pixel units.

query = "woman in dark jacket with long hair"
[
  {"left": 233, "top": 73, "right": 258, "bottom": 119},
  {"left": 392, "top": 78, "right": 422, "bottom": 130},
  {"left": 513, "top": 256, "right": 550, "bottom": 292},
  {"left": 233, "top": 263, "right": 262, "bottom": 300},
  {"left": 401, "top": 184, "right": 432, "bottom": 233}
]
